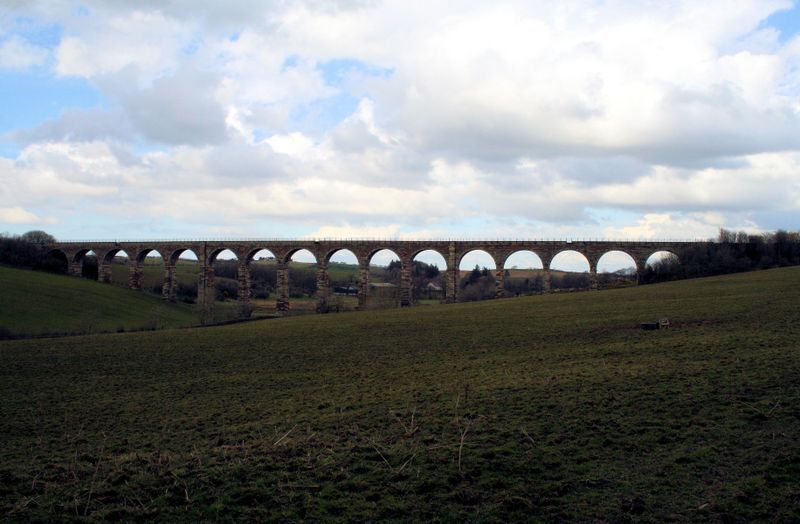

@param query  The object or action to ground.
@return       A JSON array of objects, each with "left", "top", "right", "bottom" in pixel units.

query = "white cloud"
[
  {"left": 602, "top": 212, "right": 761, "bottom": 241},
  {"left": 0, "top": 206, "right": 54, "bottom": 225},
  {"left": 375, "top": 2, "right": 800, "bottom": 164},
  {"left": 101, "top": 65, "right": 230, "bottom": 146},
  {"left": 55, "top": 9, "right": 191, "bottom": 78},
  {"left": 210, "top": 31, "right": 336, "bottom": 107},
  {"left": 41, "top": 1, "right": 800, "bottom": 164},
  {"left": 10, "top": 108, "right": 133, "bottom": 144},
  {"left": 0, "top": 35, "right": 48, "bottom": 70},
  {"left": 265, "top": 132, "right": 315, "bottom": 156},
  {"left": 306, "top": 223, "right": 402, "bottom": 239},
  {"left": 7, "top": 135, "right": 795, "bottom": 241}
]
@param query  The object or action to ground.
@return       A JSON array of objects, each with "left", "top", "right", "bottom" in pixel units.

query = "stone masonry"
[{"left": 49, "top": 239, "right": 703, "bottom": 316}]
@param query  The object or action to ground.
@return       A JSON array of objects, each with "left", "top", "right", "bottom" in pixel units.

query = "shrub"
[{"left": 215, "top": 278, "right": 239, "bottom": 301}]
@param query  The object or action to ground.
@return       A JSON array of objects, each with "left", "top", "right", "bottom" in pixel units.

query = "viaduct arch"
[{"left": 47, "top": 239, "right": 699, "bottom": 316}]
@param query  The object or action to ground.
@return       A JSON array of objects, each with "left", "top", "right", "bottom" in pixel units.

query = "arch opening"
[
  {"left": 209, "top": 248, "right": 238, "bottom": 264},
  {"left": 103, "top": 249, "right": 130, "bottom": 285},
  {"left": 166, "top": 249, "right": 200, "bottom": 304},
  {"left": 105, "top": 248, "right": 129, "bottom": 264},
  {"left": 367, "top": 249, "right": 401, "bottom": 308},
  {"left": 646, "top": 251, "right": 679, "bottom": 268},
  {"left": 325, "top": 249, "right": 359, "bottom": 311},
  {"left": 131, "top": 249, "right": 165, "bottom": 294},
  {"left": 208, "top": 249, "right": 240, "bottom": 305},
  {"left": 412, "top": 249, "right": 447, "bottom": 303},
  {"left": 549, "top": 250, "right": 591, "bottom": 291},
  {"left": 642, "top": 251, "right": 681, "bottom": 284},
  {"left": 458, "top": 250, "right": 497, "bottom": 302},
  {"left": 503, "top": 250, "right": 544, "bottom": 296},
  {"left": 327, "top": 248, "right": 359, "bottom": 266},
  {"left": 172, "top": 248, "right": 199, "bottom": 264},
  {"left": 596, "top": 250, "right": 638, "bottom": 288},
  {"left": 247, "top": 248, "right": 278, "bottom": 315},
  {"left": 44, "top": 249, "right": 68, "bottom": 274},
  {"left": 286, "top": 249, "right": 318, "bottom": 313},
  {"left": 75, "top": 250, "right": 98, "bottom": 280}
]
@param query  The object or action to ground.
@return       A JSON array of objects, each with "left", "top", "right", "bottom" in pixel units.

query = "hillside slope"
[
  {"left": 0, "top": 265, "right": 199, "bottom": 336},
  {"left": 1, "top": 267, "right": 799, "bottom": 520}
]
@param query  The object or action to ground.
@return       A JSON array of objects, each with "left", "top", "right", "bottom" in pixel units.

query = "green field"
[
  {"left": 1, "top": 267, "right": 799, "bottom": 520},
  {"left": 0, "top": 266, "right": 199, "bottom": 337}
]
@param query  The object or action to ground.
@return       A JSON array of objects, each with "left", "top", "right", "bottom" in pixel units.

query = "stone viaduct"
[{"left": 46, "top": 239, "right": 699, "bottom": 314}]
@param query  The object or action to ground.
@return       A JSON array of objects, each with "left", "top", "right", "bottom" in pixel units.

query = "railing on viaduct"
[{"left": 45, "top": 239, "right": 703, "bottom": 315}]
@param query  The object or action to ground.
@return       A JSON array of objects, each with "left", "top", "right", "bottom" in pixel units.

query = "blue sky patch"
[
  {"left": 318, "top": 58, "right": 393, "bottom": 87},
  {"left": 298, "top": 93, "right": 362, "bottom": 132},
  {"left": 8, "top": 17, "right": 62, "bottom": 49},
  {"left": 0, "top": 70, "right": 105, "bottom": 135},
  {"left": 182, "top": 33, "right": 204, "bottom": 56},
  {"left": 764, "top": 2, "right": 800, "bottom": 43},
  {"left": 276, "top": 58, "right": 394, "bottom": 132},
  {"left": 281, "top": 54, "right": 299, "bottom": 70}
]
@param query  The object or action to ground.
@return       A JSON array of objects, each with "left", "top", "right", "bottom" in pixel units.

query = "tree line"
[
  {"left": 459, "top": 265, "right": 614, "bottom": 301},
  {"left": 0, "top": 231, "right": 66, "bottom": 274},
  {"left": 642, "top": 229, "right": 800, "bottom": 284}
]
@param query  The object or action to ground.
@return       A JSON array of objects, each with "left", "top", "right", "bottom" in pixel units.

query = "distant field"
[
  {"left": 0, "top": 265, "right": 198, "bottom": 337},
  {"left": 1, "top": 267, "right": 799, "bottom": 520}
]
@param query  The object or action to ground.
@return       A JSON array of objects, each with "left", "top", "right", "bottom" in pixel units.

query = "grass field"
[
  {"left": 0, "top": 266, "right": 199, "bottom": 337},
  {"left": 1, "top": 267, "right": 799, "bottom": 520}
]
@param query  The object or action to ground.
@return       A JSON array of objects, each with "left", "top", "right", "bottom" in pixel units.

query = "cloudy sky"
[{"left": 1, "top": 0, "right": 799, "bottom": 243}]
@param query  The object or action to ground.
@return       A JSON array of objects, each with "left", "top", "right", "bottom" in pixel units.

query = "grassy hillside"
[
  {"left": 0, "top": 265, "right": 199, "bottom": 337},
  {"left": 1, "top": 267, "right": 799, "bottom": 520}
]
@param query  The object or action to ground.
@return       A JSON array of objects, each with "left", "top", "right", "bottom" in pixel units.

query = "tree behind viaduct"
[{"left": 47, "top": 239, "right": 699, "bottom": 315}]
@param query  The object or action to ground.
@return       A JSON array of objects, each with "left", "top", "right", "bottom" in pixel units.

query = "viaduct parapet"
[{"left": 46, "top": 239, "right": 702, "bottom": 315}]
